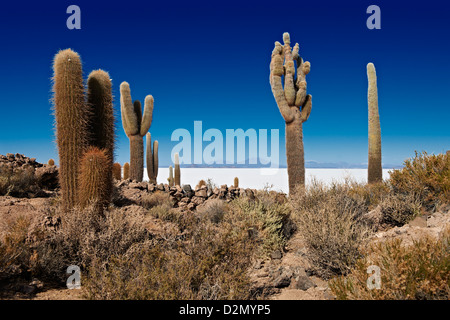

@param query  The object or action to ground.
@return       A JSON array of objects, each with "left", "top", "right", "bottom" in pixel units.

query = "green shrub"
[
  {"left": 389, "top": 151, "right": 449, "bottom": 209},
  {"left": 0, "top": 163, "right": 38, "bottom": 196}
]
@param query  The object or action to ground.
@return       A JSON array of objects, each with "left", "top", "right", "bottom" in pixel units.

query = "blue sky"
[{"left": 0, "top": 0, "right": 449, "bottom": 167}]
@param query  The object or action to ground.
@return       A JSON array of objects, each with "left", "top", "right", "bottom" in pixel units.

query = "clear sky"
[{"left": 0, "top": 0, "right": 448, "bottom": 167}]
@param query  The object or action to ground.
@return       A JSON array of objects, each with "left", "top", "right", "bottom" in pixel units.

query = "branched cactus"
[
  {"left": 78, "top": 147, "right": 111, "bottom": 213},
  {"left": 234, "top": 177, "right": 239, "bottom": 188},
  {"left": 168, "top": 166, "right": 174, "bottom": 186},
  {"left": 52, "top": 49, "right": 89, "bottom": 211},
  {"left": 174, "top": 152, "right": 180, "bottom": 186},
  {"left": 270, "top": 33, "right": 312, "bottom": 193},
  {"left": 48, "top": 159, "right": 55, "bottom": 166},
  {"left": 120, "top": 82, "right": 153, "bottom": 182},
  {"left": 112, "top": 163, "right": 122, "bottom": 180},
  {"left": 367, "top": 63, "right": 382, "bottom": 184},
  {"left": 146, "top": 133, "right": 158, "bottom": 184},
  {"left": 123, "top": 162, "right": 130, "bottom": 180}
]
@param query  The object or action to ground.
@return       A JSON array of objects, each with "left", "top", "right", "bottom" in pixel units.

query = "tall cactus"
[
  {"left": 367, "top": 63, "right": 382, "bottom": 184},
  {"left": 52, "top": 49, "right": 89, "bottom": 211},
  {"left": 112, "top": 163, "right": 122, "bottom": 180},
  {"left": 234, "top": 177, "right": 239, "bottom": 188},
  {"left": 78, "top": 147, "right": 111, "bottom": 213},
  {"left": 123, "top": 162, "right": 130, "bottom": 180},
  {"left": 269, "top": 33, "right": 312, "bottom": 193},
  {"left": 174, "top": 152, "right": 181, "bottom": 186},
  {"left": 120, "top": 82, "right": 153, "bottom": 182},
  {"left": 146, "top": 133, "right": 158, "bottom": 184},
  {"left": 87, "top": 69, "right": 115, "bottom": 195},
  {"left": 168, "top": 166, "right": 174, "bottom": 187}
]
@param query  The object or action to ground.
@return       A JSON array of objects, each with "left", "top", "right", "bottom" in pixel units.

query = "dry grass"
[{"left": 330, "top": 227, "right": 450, "bottom": 300}]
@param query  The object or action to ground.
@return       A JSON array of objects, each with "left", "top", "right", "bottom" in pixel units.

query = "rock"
[
  {"left": 191, "top": 196, "right": 206, "bottom": 206},
  {"left": 271, "top": 250, "right": 282, "bottom": 260},
  {"left": 148, "top": 183, "right": 156, "bottom": 192},
  {"left": 195, "top": 188, "right": 207, "bottom": 198},
  {"left": 157, "top": 183, "right": 165, "bottom": 191},
  {"left": 272, "top": 267, "right": 293, "bottom": 288},
  {"left": 182, "top": 184, "right": 194, "bottom": 198},
  {"left": 35, "top": 165, "right": 59, "bottom": 190},
  {"left": 295, "top": 276, "right": 316, "bottom": 291},
  {"left": 253, "top": 259, "right": 264, "bottom": 270}
]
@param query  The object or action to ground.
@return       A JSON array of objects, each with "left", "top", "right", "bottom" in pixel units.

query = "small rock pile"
[
  {"left": 115, "top": 179, "right": 257, "bottom": 210},
  {"left": 0, "top": 153, "right": 42, "bottom": 169}
]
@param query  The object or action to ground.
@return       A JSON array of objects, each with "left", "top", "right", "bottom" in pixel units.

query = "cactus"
[
  {"left": 174, "top": 152, "right": 180, "bottom": 186},
  {"left": 48, "top": 159, "right": 55, "bottom": 166},
  {"left": 123, "top": 162, "right": 130, "bottom": 180},
  {"left": 367, "top": 63, "right": 382, "bottom": 184},
  {"left": 52, "top": 49, "right": 89, "bottom": 211},
  {"left": 146, "top": 133, "right": 158, "bottom": 184},
  {"left": 234, "top": 177, "right": 239, "bottom": 188},
  {"left": 168, "top": 166, "right": 174, "bottom": 186},
  {"left": 112, "top": 163, "right": 122, "bottom": 180},
  {"left": 87, "top": 69, "right": 115, "bottom": 195},
  {"left": 196, "top": 179, "right": 206, "bottom": 190},
  {"left": 269, "top": 33, "right": 312, "bottom": 193},
  {"left": 120, "top": 82, "right": 154, "bottom": 182},
  {"left": 78, "top": 147, "right": 111, "bottom": 213}
]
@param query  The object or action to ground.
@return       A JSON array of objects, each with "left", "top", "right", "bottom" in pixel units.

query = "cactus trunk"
[
  {"left": 129, "top": 135, "right": 144, "bottom": 182},
  {"left": 174, "top": 153, "right": 180, "bottom": 186},
  {"left": 52, "top": 49, "right": 88, "bottom": 211},
  {"left": 286, "top": 119, "right": 305, "bottom": 190},
  {"left": 146, "top": 133, "right": 158, "bottom": 184},
  {"left": 123, "top": 162, "right": 130, "bottom": 180},
  {"left": 367, "top": 63, "right": 382, "bottom": 184}
]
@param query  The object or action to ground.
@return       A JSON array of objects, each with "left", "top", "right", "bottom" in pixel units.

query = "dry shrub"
[
  {"left": 226, "top": 192, "right": 293, "bottom": 257},
  {"left": 83, "top": 216, "right": 256, "bottom": 300},
  {"left": 330, "top": 227, "right": 450, "bottom": 300},
  {"left": 197, "top": 199, "right": 228, "bottom": 224},
  {"left": 379, "top": 192, "right": 422, "bottom": 227},
  {"left": 0, "top": 163, "right": 38, "bottom": 196},
  {"left": 348, "top": 180, "right": 390, "bottom": 210},
  {"left": 389, "top": 151, "right": 450, "bottom": 209},
  {"left": 289, "top": 180, "right": 371, "bottom": 279},
  {"left": 27, "top": 205, "right": 151, "bottom": 283},
  {"left": 142, "top": 191, "right": 182, "bottom": 223}
]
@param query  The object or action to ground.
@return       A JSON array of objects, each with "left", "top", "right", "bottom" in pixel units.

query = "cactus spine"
[
  {"left": 123, "top": 162, "right": 130, "bottom": 180},
  {"left": 120, "top": 82, "right": 153, "bottom": 182},
  {"left": 146, "top": 133, "right": 158, "bottom": 184},
  {"left": 174, "top": 152, "right": 180, "bottom": 186},
  {"left": 52, "top": 49, "right": 89, "bottom": 211},
  {"left": 112, "top": 163, "right": 122, "bottom": 180},
  {"left": 168, "top": 166, "right": 174, "bottom": 186},
  {"left": 367, "top": 63, "right": 382, "bottom": 184},
  {"left": 78, "top": 147, "right": 111, "bottom": 213},
  {"left": 234, "top": 177, "right": 239, "bottom": 188},
  {"left": 270, "top": 33, "right": 312, "bottom": 193}
]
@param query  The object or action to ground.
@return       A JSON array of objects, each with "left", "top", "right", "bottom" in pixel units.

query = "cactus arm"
[
  {"left": 270, "top": 42, "right": 294, "bottom": 124},
  {"left": 140, "top": 95, "right": 154, "bottom": 137},
  {"left": 283, "top": 33, "right": 297, "bottom": 106},
  {"left": 367, "top": 63, "right": 382, "bottom": 183},
  {"left": 120, "top": 82, "right": 138, "bottom": 136},
  {"left": 133, "top": 100, "right": 142, "bottom": 131},
  {"left": 300, "top": 95, "right": 312, "bottom": 123}
]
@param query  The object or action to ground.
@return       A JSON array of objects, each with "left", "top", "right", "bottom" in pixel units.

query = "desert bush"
[
  {"left": 0, "top": 163, "right": 38, "bottom": 196},
  {"left": 226, "top": 192, "right": 293, "bottom": 257},
  {"left": 142, "top": 191, "right": 174, "bottom": 209},
  {"left": 289, "top": 180, "right": 371, "bottom": 279},
  {"left": 379, "top": 192, "right": 422, "bottom": 227},
  {"left": 197, "top": 199, "right": 228, "bottom": 224},
  {"left": 330, "top": 227, "right": 450, "bottom": 300},
  {"left": 83, "top": 216, "right": 256, "bottom": 300},
  {"left": 348, "top": 180, "right": 390, "bottom": 210},
  {"left": 389, "top": 151, "right": 449, "bottom": 209}
]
